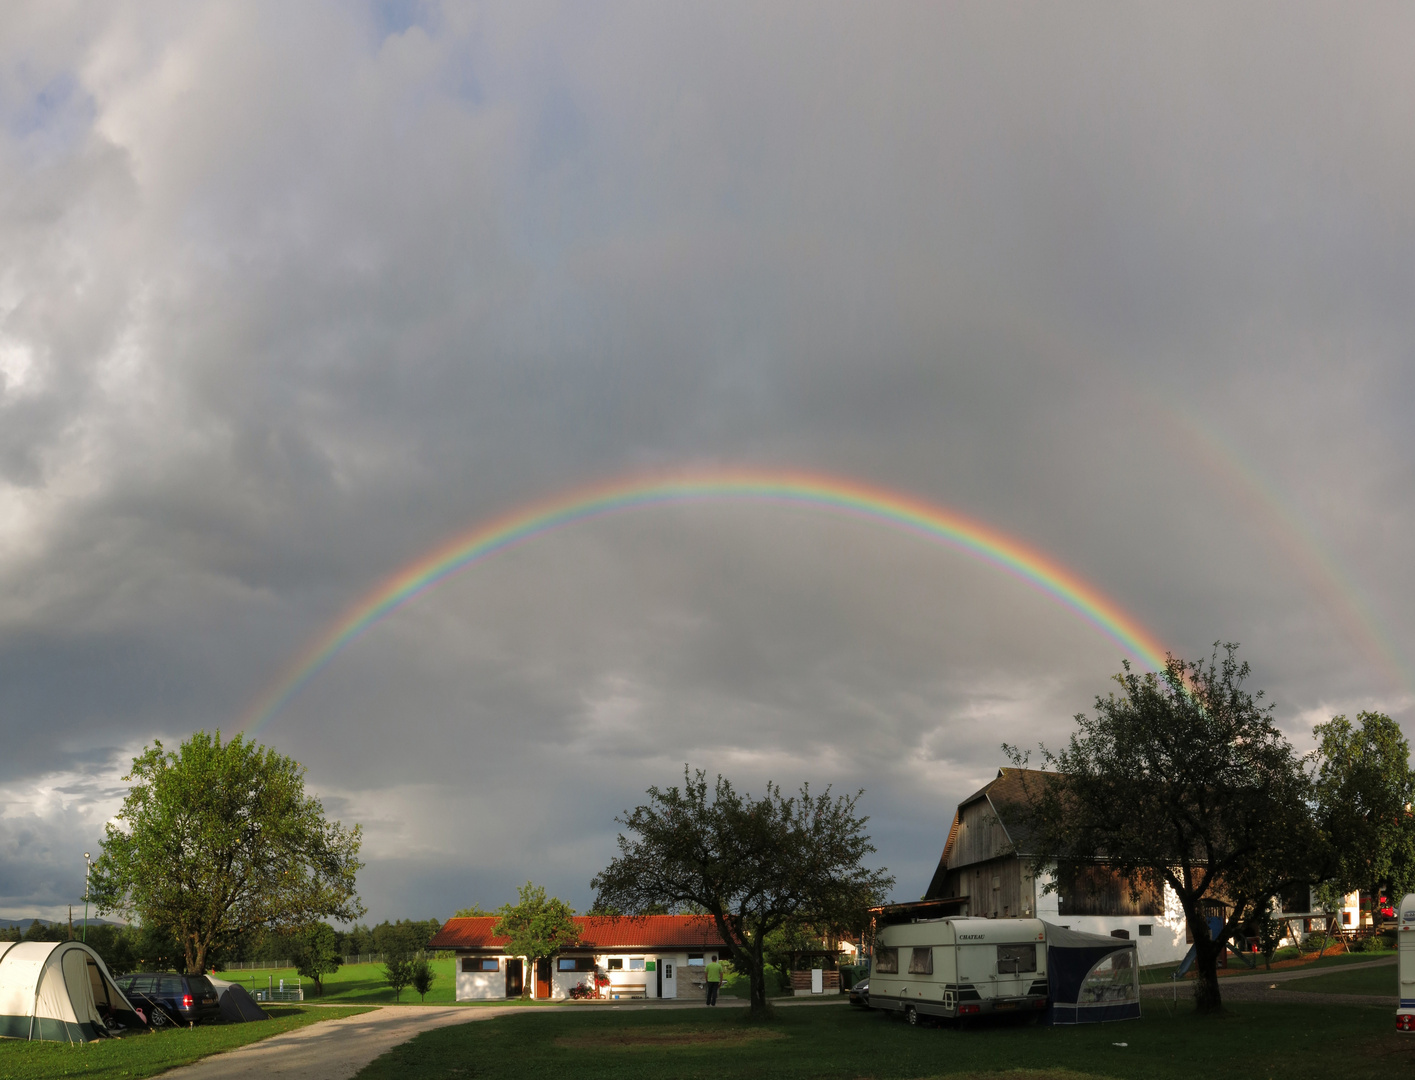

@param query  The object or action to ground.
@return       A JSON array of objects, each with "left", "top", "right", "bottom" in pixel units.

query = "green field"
[
  {"left": 352, "top": 999, "right": 1413, "bottom": 1080},
  {"left": 1284, "top": 963, "right": 1400, "bottom": 996},
  {"left": 0, "top": 1005, "right": 369, "bottom": 1080},
  {"left": 224, "top": 959, "right": 464, "bottom": 1004}
]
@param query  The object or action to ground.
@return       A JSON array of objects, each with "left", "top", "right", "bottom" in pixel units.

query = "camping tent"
[
  {"left": 206, "top": 976, "right": 269, "bottom": 1022},
  {"left": 1041, "top": 923, "right": 1141, "bottom": 1025},
  {"left": 0, "top": 940, "right": 145, "bottom": 1042}
]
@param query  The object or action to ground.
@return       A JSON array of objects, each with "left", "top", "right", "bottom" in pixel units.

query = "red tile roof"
[{"left": 428, "top": 914, "right": 731, "bottom": 952}]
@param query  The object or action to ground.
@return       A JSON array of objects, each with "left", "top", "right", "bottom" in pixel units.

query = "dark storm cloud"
[{"left": 1, "top": 2, "right": 1412, "bottom": 919}]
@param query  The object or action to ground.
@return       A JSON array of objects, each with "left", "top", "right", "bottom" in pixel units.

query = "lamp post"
[{"left": 82, "top": 853, "right": 90, "bottom": 943}]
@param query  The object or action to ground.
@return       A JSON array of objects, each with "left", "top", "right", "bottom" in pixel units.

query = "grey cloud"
[{"left": 0, "top": 2, "right": 1412, "bottom": 919}]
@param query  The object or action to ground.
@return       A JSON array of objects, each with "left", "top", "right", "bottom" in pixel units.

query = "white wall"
[
  {"left": 1032, "top": 866, "right": 1190, "bottom": 965},
  {"left": 548, "top": 951, "right": 697, "bottom": 1000},
  {"left": 455, "top": 956, "right": 524, "bottom": 1001}
]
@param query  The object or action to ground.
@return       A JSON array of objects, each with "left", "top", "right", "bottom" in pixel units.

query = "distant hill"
[{"left": 0, "top": 918, "right": 125, "bottom": 930}]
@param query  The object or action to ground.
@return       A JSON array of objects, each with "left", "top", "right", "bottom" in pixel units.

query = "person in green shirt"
[{"left": 704, "top": 957, "right": 723, "bottom": 1005}]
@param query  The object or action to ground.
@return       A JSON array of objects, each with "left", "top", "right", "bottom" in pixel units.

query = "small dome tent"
[
  {"left": 1041, "top": 922, "right": 1141, "bottom": 1025},
  {"left": 0, "top": 940, "right": 145, "bottom": 1041},
  {"left": 206, "top": 976, "right": 269, "bottom": 1022}
]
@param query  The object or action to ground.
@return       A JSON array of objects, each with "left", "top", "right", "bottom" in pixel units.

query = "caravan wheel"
[{"left": 905, "top": 1006, "right": 919, "bottom": 1026}]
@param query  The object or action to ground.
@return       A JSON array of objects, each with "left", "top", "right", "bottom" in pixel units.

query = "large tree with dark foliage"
[
  {"left": 591, "top": 767, "right": 893, "bottom": 1015},
  {"left": 1005, "top": 645, "right": 1318, "bottom": 1014},
  {"left": 1312, "top": 711, "right": 1415, "bottom": 920},
  {"left": 91, "top": 731, "right": 365, "bottom": 975}
]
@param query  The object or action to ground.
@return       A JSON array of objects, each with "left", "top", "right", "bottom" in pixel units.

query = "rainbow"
[{"left": 239, "top": 469, "right": 1172, "bottom": 734}]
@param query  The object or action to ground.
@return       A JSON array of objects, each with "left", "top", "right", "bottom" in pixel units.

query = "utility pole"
[
  {"left": 68, "top": 905, "right": 73, "bottom": 940},
  {"left": 83, "top": 853, "right": 91, "bottom": 943}
]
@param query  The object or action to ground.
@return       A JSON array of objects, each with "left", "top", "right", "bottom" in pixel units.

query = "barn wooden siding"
[{"left": 1053, "top": 863, "right": 1163, "bottom": 917}]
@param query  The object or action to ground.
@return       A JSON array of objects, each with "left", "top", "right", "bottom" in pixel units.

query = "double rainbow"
[{"left": 240, "top": 469, "right": 1170, "bottom": 735}]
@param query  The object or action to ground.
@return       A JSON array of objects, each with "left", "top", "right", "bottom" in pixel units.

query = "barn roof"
[
  {"left": 924, "top": 767, "right": 1054, "bottom": 898},
  {"left": 427, "top": 914, "right": 731, "bottom": 951}
]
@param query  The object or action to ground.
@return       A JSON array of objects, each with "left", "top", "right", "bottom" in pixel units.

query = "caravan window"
[
  {"left": 873, "top": 948, "right": 899, "bottom": 974},
  {"left": 997, "top": 944, "right": 1036, "bottom": 974},
  {"left": 907, "top": 948, "right": 933, "bottom": 975}
]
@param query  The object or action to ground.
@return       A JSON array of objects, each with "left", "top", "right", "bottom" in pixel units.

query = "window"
[
  {"left": 1079, "top": 951, "right": 1136, "bottom": 1004},
  {"left": 687, "top": 954, "right": 705, "bottom": 966},
  {"left": 997, "top": 944, "right": 1036, "bottom": 974},
  {"left": 461, "top": 958, "right": 498, "bottom": 972},
  {"left": 907, "top": 948, "right": 933, "bottom": 975},
  {"left": 1138, "top": 924, "right": 1152, "bottom": 937},
  {"left": 873, "top": 948, "right": 898, "bottom": 974},
  {"left": 607, "top": 958, "right": 623, "bottom": 970},
  {"left": 557, "top": 957, "right": 595, "bottom": 972},
  {"left": 629, "top": 958, "right": 645, "bottom": 971},
  {"left": 1110, "top": 929, "right": 1130, "bottom": 940}
]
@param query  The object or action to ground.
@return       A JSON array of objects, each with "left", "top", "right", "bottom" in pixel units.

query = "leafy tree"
[
  {"left": 1312, "top": 711, "right": 1415, "bottom": 922},
  {"left": 292, "top": 923, "right": 342, "bottom": 995},
  {"left": 1005, "top": 645, "right": 1319, "bottom": 1014},
  {"left": 411, "top": 956, "right": 437, "bottom": 1002},
  {"left": 591, "top": 767, "right": 894, "bottom": 1015},
  {"left": 1252, "top": 905, "right": 1285, "bottom": 970},
  {"left": 493, "top": 882, "right": 579, "bottom": 998},
  {"left": 90, "top": 731, "right": 366, "bottom": 974},
  {"left": 83, "top": 924, "right": 137, "bottom": 975},
  {"left": 454, "top": 904, "right": 493, "bottom": 917},
  {"left": 383, "top": 954, "right": 415, "bottom": 1002},
  {"left": 371, "top": 918, "right": 442, "bottom": 956}
]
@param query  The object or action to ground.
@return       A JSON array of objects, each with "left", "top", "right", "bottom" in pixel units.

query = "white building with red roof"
[{"left": 427, "top": 915, "right": 732, "bottom": 1002}]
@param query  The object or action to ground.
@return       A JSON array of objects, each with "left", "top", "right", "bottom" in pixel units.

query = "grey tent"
[
  {"left": 1041, "top": 923, "right": 1141, "bottom": 1025},
  {"left": 0, "top": 940, "right": 146, "bottom": 1041},
  {"left": 206, "top": 976, "right": 269, "bottom": 1022}
]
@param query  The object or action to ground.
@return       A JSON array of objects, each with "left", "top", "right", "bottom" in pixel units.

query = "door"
[
  {"left": 535, "top": 958, "right": 552, "bottom": 999},
  {"left": 995, "top": 943, "right": 1036, "bottom": 1001},
  {"left": 505, "top": 958, "right": 523, "bottom": 998},
  {"left": 659, "top": 958, "right": 676, "bottom": 999}
]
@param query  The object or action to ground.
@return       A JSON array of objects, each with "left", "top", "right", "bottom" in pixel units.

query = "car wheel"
[{"left": 905, "top": 1005, "right": 919, "bottom": 1026}]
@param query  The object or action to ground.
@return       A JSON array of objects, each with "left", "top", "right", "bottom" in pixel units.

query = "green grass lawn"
[
  {"left": 0, "top": 1005, "right": 370, "bottom": 1080},
  {"left": 225, "top": 959, "right": 463, "bottom": 1004},
  {"left": 350, "top": 998, "right": 1413, "bottom": 1080},
  {"left": 350, "top": 996, "right": 1415, "bottom": 1080},
  {"left": 1284, "top": 963, "right": 1401, "bottom": 996}
]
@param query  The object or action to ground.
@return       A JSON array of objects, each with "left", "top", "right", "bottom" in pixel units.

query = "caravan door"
[{"left": 994, "top": 943, "right": 1037, "bottom": 1002}]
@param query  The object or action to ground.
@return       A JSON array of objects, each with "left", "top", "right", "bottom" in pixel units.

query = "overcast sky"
[{"left": 2, "top": 2, "right": 1413, "bottom": 925}]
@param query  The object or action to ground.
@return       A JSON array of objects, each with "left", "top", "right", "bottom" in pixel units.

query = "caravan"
[{"left": 870, "top": 917, "right": 1049, "bottom": 1025}]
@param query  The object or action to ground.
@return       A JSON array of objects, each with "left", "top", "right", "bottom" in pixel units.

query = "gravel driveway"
[{"left": 1140, "top": 956, "right": 1397, "bottom": 1009}]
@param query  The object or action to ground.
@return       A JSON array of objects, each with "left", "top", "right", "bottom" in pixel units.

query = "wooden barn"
[{"left": 920, "top": 768, "right": 1191, "bottom": 964}]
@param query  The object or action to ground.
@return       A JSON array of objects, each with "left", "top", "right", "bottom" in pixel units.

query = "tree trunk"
[
  {"left": 1191, "top": 938, "right": 1224, "bottom": 1014},
  {"left": 742, "top": 948, "right": 770, "bottom": 1015}
]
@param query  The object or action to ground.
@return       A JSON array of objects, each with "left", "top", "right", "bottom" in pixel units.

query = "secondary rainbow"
[{"left": 239, "top": 469, "right": 1172, "bottom": 734}]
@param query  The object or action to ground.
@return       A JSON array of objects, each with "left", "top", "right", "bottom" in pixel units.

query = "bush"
[
  {"left": 1349, "top": 931, "right": 1395, "bottom": 953},
  {"left": 412, "top": 957, "right": 436, "bottom": 1002}
]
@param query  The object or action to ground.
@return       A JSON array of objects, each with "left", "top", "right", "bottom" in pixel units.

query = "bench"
[{"left": 608, "top": 984, "right": 647, "bottom": 1000}]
